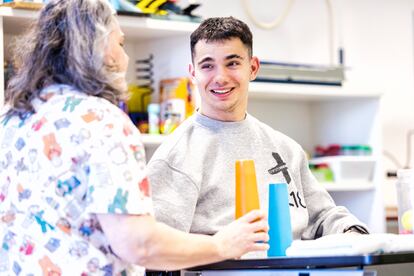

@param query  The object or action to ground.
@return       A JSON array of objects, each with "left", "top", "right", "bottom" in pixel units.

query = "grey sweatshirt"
[{"left": 147, "top": 112, "right": 368, "bottom": 240}]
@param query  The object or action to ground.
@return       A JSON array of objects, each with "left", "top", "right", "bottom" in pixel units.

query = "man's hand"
[{"left": 212, "top": 210, "right": 269, "bottom": 260}]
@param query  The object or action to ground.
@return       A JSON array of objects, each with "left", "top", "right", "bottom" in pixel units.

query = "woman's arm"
[{"left": 97, "top": 209, "right": 269, "bottom": 270}]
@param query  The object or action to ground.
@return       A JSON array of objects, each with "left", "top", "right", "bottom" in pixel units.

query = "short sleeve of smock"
[{"left": 80, "top": 101, "right": 153, "bottom": 216}]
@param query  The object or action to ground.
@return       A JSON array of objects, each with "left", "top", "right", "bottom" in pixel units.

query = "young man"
[{"left": 147, "top": 17, "right": 368, "bottom": 240}]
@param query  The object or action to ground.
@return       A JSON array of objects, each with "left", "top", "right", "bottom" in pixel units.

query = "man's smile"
[{"left": 210, "top": 87, "right": 234, "bottom": 95}]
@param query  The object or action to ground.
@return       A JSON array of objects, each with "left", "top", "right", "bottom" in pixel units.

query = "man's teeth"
[{"left": 212, "top": 89, "right": 231, "bottom": 94}]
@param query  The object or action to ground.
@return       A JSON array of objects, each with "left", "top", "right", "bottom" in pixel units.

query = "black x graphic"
[{"left": 268, "top": 152, "right": 291, "bottom": 184}]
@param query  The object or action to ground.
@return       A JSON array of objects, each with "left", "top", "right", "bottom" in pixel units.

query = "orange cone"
[{"left": 235, "top": 159, "right": 260, "bottom": 219}]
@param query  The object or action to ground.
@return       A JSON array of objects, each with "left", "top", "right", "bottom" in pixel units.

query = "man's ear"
[
  {"left": 249, "top": 56, "right": 260, "bottom": 81},
  {"left": 189, "top": 63, "right": 196, "bottom": 82}
]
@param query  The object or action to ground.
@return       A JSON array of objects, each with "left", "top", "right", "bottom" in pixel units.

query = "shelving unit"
[{"left": 247, "top": 82, "right": 385, "bottom": 233}]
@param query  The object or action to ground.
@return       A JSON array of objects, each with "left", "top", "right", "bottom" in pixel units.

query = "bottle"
[
  {"left": 396, "top": 169, "right": 414, "bottom": 234},
  {"left": 147, "top": 103, "right": 160, "bottom": 135}
]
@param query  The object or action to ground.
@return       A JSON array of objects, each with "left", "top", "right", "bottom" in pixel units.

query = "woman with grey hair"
[{"left": 0, "top": 0, "right": 269, "bottom": 275}]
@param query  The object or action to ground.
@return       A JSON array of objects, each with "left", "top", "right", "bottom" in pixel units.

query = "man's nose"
[{"left": 213, "top": 66, "right": 228, "bottom": 85}]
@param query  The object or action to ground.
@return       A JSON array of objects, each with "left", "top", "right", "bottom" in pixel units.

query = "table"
[{"left": 183, "top": 252, "right": 414, "bottom": 276}]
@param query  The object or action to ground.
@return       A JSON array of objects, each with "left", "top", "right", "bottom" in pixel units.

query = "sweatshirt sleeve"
[
  {"left": 298, "top": 150, "right": 369, "bottom": 239},
  {"left": 147, "top": 159, "right": 199, "bottom": 232}
]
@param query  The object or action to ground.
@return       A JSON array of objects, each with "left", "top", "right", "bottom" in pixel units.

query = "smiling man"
[
  {"left": 147, "top": 17, "right": 368, "bottom": 240},
  {"left": 190, "top": 35, "right": 256, "bottom": 122}
]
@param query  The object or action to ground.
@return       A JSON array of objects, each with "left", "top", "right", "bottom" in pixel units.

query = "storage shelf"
[
  {"left": 0, "top": 7, "right": 199, "bottom": 39},
  {"left": 310, "top": 156, "right": 376, "bottom": 192},
  {"left": 309, "top": 155, "right": 376, "bottom": 165},
  {"left": 249, "top": 82, "right": 382, "bottom": 101},
  {"left": 119, "top": 15, "right": 198, "bottom": 40},
  {"left": 141, "top": 134, "right": 166, "bottom": 146},
  {"left": 321, "top": 181, "right": 375, "bottom": 192}
]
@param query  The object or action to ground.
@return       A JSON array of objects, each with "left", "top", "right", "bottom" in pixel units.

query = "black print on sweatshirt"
[
  {"left": 289, "top": 191, "right": 307, "bottom": 209},
  {"left": 268, "top": 152, "right": 292, "bottom": 184}
]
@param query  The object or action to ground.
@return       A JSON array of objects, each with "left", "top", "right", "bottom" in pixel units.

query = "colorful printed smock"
[{"left": 0, "top": 84, "right": 153, "bottom": 275}]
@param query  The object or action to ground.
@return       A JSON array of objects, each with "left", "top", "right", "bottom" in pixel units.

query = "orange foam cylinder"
[{"left": 235, "top": 159, "right": 260, "bottom": 219}]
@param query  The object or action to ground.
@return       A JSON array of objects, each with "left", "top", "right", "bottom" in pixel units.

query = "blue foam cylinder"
[{"left": 267, "top": 183, "right": 293, "bottom": 257}]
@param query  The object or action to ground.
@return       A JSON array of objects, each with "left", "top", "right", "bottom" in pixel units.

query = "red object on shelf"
[{"left": 314, "top": 144, "right": 341, "bottom": 157}]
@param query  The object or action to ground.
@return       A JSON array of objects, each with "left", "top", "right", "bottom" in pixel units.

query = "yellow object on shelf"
[
  {"left": 127, "top": 84, "right": 152, "bottom": 113},
  {"left": 0, "top": 1, "right": 44, "bottom": 10},
  {"left": 159, "top": 77, "right": 195, "bottom": 134},
  {"left": 401, "top": 210, "right": 413, "bottom": 232},
  {"left": 136, "top": 0, "right": 168, "bottom": 15}
]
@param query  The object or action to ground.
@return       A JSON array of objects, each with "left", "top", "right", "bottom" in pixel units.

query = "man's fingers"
[
  {"left": 250, "top": 220, "right": 269, "bottom": 233},
  {"left": 239, "top": 209, "right": 267, "bottom": 223},
  {"left": 252, "top": 232, "right": 269, "bottom": 243},
  {"left": 251, "top": 242, "right": 270, "bottom": 251}
]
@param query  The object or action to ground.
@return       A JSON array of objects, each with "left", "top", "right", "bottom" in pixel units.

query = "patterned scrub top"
[{"left": 0, "top": 84, "right": 153, "bottom": 275}]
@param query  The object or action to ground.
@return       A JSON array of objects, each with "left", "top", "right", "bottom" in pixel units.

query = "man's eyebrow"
[
  {"left": 226, "top": 54, "right": 244, "bottom": 60},
  {"left": 198, "top": 57, "right": 214, "bottom": 66}
]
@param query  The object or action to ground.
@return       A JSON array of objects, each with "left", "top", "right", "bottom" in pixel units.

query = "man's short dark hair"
[{"left": 190, "top": 16, "right": 253, "bottom": 61}]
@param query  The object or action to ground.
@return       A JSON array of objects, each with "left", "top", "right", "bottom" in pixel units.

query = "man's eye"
[
  {"left": 201, "top": 64, "right": 213, "bottom": 69},
  {"left": 228, "top": 61, "right": 240, "bottom": 67}
]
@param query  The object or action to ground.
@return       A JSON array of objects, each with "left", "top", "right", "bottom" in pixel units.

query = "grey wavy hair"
[{"left": 5, "top": 0, "right": 124, "bottom": 118}]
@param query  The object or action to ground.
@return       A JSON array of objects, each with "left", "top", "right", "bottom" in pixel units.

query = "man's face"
[{"left": 189, "top": 38, "right": 260, "bottom": 121}]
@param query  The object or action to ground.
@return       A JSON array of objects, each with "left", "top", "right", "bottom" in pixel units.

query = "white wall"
[{"left": 187, "top": 0, "right": 414, "bottom": 207}]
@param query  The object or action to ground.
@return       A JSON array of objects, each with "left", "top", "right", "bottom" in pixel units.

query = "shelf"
[
  {"left": 321, "top": 181, "right": 375, "bottom": 192},
  {"left": 141, "top": 134, "right": 166, "bottom": 146},
  {"left": 118, "top": 15, "right": 198, "bottom": 40},
  {"left": 309, "top": 155, "right": 376, "bottom": 165},
  {"left": 0, "top": 2, "right": 42, "bottom": 10},
  {"left": 249, "top": 82, "right": 382, "bottom": 101},
  {"left": 0, "top": 7, "right": 199, "bottom": 39},
  {"left": 310, "top": 156, "right": 376, "bottom": 192}
]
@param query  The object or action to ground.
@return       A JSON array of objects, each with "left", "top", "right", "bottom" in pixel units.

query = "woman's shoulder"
[
  {"left": 36, "top": 84, "right": 126, "bottom": 119},
  {"left": 25, "top": 85, "right": 133, "bottom": 139}
]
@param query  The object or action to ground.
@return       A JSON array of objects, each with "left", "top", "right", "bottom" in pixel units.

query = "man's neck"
[{"left": 197, "top": 108, "right": 246, "bottom": 122}]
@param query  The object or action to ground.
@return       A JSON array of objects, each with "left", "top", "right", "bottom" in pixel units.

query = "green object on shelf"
[
  {"left": 310, "top": 164, "right": 334, "bottom": 183},
  {"left": 341, "top": 144, "right": 372, "bottom": 156},
  {"left": 361, "top": 145, "right": 372, "bottom": 155}
]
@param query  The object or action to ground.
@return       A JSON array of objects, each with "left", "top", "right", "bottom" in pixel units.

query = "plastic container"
[
  {"left": 396, "top": 169, "right": 414, "bottom": 234},
  {"left": 160, "top": 99, "right": 185, "bottom": 134},
  {"left": 147, "top": 103, "right": 160, "bottom": 134}
]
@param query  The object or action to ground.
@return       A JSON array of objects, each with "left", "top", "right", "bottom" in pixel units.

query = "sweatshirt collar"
[{"left": 194, "top": 111, "right": 253, "bottom": 133}]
